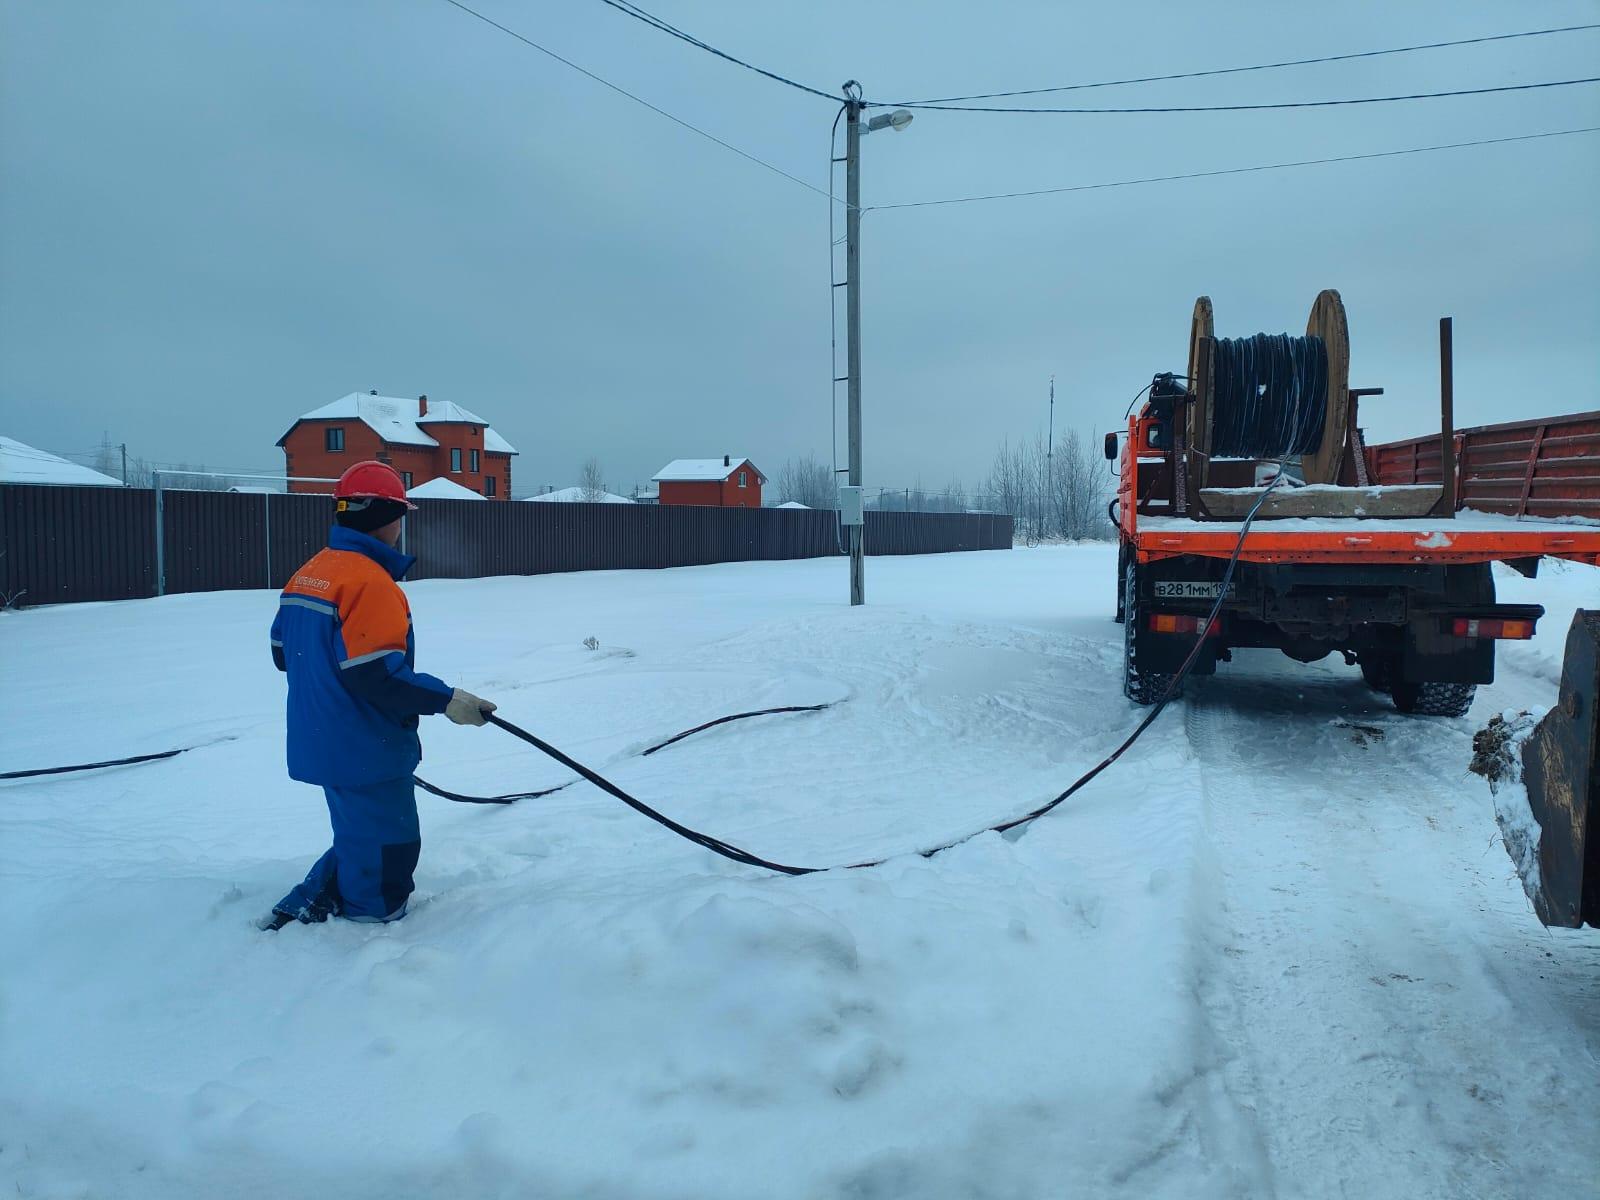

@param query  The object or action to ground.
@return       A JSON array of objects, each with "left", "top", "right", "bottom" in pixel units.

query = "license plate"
[{"left": 1153, "top": 580, "right": 1235, "bottom": 600}]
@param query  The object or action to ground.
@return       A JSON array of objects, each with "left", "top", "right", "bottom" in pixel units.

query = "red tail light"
[
  {"left": 1451, "top": 617, "right": 1536, "bottom": 639},
  {"left": 1148, "top": 614, "right": 1222, "bottom": 637}
]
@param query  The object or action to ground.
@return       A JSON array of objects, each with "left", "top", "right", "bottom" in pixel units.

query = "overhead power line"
[
  {"left": 595, "top": 0, "right": 837, "bottom": 101},
  {"left": 868, "top": 126, "right": 1600, "bottom": 211},
  {"left": 881, "top": 23, "right": 1600, "bottom": 106},
  {"left": 886, "top": 76, "right": 1600, "bottom": 114},
  {"left": 437, "top": 0, "right": 834, "bottom": 200}
]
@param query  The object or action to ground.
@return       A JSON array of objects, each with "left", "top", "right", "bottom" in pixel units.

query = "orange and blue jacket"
[{"left": 270, "top": 526, "right": 453, "bottom": 786}]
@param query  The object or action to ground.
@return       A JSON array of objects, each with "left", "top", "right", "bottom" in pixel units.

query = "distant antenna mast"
[{"left": 1045, "top": 374, "right": 1055, "bottom": 538}]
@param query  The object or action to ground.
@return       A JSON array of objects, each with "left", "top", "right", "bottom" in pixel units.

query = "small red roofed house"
[
  {"left": 652, "top": 456, "right": 765, "bottom": 507},
  {"left": 277, "top": 393, "right": 517, "bottom": 498}
]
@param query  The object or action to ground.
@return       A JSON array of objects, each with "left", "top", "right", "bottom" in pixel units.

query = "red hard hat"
[{"left": 334, "top": 460, "right": 416, "bottom": 509}]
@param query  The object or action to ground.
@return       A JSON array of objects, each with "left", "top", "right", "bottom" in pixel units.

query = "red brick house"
[
  {"left": 277, "top": 392, "right": 517, "bottom": 498},
  {"left": 652, "top": 457, "right": 766, "bottom": 507}
]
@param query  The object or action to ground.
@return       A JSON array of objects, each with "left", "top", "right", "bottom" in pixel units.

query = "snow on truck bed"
[
  {"left": 3, "top": 549, "right": 1597, "bottom": 1199},
  {"left": 1140, "top": 507, "right": 1600, "bottom": 534}
]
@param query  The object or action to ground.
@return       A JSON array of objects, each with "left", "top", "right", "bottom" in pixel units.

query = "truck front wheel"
[{"left": 1124, "top": 557, "right": 1178, "bottom": 705}]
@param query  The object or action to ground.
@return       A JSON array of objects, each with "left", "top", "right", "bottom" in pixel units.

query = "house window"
[
  {"left": 484, "top": 475, "right": 497, "bottom": 497},
  {"left": 738, "top": 470, "right": 748, "bottom": 488},
  {"left": 470, "top": 448, "right": 480, "bottom": 474},
  {"left": 401, "top": 471, "right": 413, "bottom": 489},
  {"left": 451, "top": 448, "right": 462, "bottom": 473},
  {"left": 325, "top": 427, "right": 345, "bottom": 452}
]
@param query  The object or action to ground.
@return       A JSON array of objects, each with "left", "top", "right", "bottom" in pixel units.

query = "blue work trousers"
[{"left": 275, "top": 777, "right": 421, "bottom": 923}]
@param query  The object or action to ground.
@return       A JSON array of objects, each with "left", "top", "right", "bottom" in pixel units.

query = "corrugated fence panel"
[
  {"left": 0, "top": 485, "right": 156, "bottom": 604},
  {"left": 161, "top": 490, "right": 267, "bottom": 595},
  {"left": 268, "top": 493, "right": 340, "bottom": 590},
  {"left": 1, "top": 487, "right": 1014, "bottom": 606}
]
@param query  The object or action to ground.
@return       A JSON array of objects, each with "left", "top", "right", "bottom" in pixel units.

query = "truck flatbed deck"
[{"left": 1134, "top": 509, "right": 1600, "bottom": 566}]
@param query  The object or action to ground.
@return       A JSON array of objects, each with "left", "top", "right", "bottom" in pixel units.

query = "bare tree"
[
  {"left": 1048, "top": 428, "right": 1113, "bottom": 540},
  {"left": 578, "top": 456, "right": 606, "bottom": 502},
  {"left": 980, "top": 427, "right": 1112, "bottom": 541},
  {"left": 774, "top": 454, "right": 836, "bottom": 508}
]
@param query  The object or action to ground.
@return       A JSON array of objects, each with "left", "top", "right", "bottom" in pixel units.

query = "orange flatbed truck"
[{"left": 1111, "top": 309, "right": 1600, "bottom": 717}]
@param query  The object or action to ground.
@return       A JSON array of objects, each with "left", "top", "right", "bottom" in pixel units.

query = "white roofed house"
[
  {"left": 276, "top": 392, "right": 518, "bottom": 499},
  {"left": 0, "top": 437, "right": 122, "bottom": 487},
  {"left": 652, "top": 456, "right": 766, "bottom": 508},
  {"left": 523, "top": 486, "right": 634, "bottom": 504},
  {"left": 407, "top": 476, "right": 486, "bottom": 501}
]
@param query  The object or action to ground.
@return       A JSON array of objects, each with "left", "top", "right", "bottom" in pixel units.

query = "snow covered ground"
[{"left": 3, "top": 546, "right": 1597, "bottom": 1199}]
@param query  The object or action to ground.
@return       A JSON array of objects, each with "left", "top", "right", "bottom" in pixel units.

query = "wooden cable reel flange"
[{"left": 1186, "top": 289, "right": 1351, "bottom": 487}]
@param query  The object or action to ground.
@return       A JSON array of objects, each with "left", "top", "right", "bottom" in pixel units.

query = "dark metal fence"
[{"left": 0, "top": 485, "right": 1013, "bottom": 606}]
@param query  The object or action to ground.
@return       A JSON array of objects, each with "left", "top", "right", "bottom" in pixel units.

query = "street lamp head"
[{"left": 865, "top": 109, "right": 915, "bottom": 133}]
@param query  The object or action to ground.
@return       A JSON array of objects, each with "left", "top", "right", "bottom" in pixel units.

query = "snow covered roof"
[
  {"left": 776, "top": 500, "right": 810, "bottom": 509},
  {"left": 523, "top": 486, "right": 633, "bottom": 504},
  {"left": 277, "top": 393, "right": 518, "bottom": 455},
  {"left": 652, "top": 457, "right": 765, "bottom": 483},
  {"left": 417, "top": 400, "right": 518, "bottom": 455},
  {"left": 0, "top": 436, "right": 122, "bottom": 486},
  {"left": 408, "top": 475, "right": 486, "bottom": 500}
]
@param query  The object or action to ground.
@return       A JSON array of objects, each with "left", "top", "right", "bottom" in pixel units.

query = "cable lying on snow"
[
  {"left": 477, "top": 475, "right": 1287, "bottom": 876},
  {"left": 7, "top": 477, "right": 1278, "bottom": 875},
  {"left": 414, "top": 704, "right": 834, "bottom": 804}
]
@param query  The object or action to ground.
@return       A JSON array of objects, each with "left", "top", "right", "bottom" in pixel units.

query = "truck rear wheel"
[
  {"left": 1124, "top": 557, "right": 1178, "bottom": 705},
  {"left": 1391, "top": 680, "right": 1476, "bottom": 718}
]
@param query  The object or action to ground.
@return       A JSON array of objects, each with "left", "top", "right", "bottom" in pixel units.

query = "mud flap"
[{"left": 1519, "top": 610, "right": 1600, "bottom": 928}]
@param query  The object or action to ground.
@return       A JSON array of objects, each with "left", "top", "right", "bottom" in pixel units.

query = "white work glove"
[{"left": 445, "top": 688, "right": 497, "bottom": 726}]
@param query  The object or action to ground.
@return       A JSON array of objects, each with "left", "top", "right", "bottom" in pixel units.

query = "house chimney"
[
  {"left": 419, "top": 393, "right": 428, "bottom": 417},
  {"left": 724, "top": 454, "right": 730, "bottom": 467}
]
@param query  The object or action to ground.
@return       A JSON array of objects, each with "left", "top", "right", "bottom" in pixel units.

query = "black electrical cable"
[
  {"left": 435, "top": 0, "right": 835, "bottom": 202},
  {"left": 877, "top": 24, "right": 1600, "bottom": 106},
  {"left": 481, "top": 474, "right": 1285, "bottom": 875},
  {"left": 867, "top": 127, "right": 1600, "bottom": 212},
  {"left": 3, "top": 707, "right": 831, "bottom": 797},
  {"left": 415, "top": 704, "right": 834, "bottom": 804},
  {"left": 10, "top": 479, "right": 1281, "bottom": 877},
  {"left": 884, "top": 75, "right": 1599, "bottom": 114},
  {"left": 1209, "top": 333, "right": 1328, "bottom": 459},
  {"left": 0, "top": 747, "right": 188, "bottom": 781},
  {"left": 594, "top": 0, "right": 838, "bottom": 101}
]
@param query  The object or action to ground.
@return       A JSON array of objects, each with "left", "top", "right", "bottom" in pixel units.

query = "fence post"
[
  {"left": 264, "top": 490, "right": 272, "bottom": 589},
  {"left": 154, "top": 471, "right": 166, "bottom": 597}
]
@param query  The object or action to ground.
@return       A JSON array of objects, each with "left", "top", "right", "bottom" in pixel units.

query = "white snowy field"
[{"left": 3, "top": 546, "right": 1597, "bottom": 1200}]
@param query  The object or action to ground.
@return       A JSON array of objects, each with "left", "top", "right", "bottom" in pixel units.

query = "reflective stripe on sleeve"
[{"left": 339, "top": 648, "right": 402, "bottom": 670}]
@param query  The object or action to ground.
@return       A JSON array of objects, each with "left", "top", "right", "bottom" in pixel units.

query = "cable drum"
[{"left": 1209, "top": 332, "right": 1330, "bottom": 459}]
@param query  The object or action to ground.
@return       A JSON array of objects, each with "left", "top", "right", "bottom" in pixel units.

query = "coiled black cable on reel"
[
  {"left": 1185, "top": 290, "right": 1351, "bottom": 488},
  {"left": 1209, "top": 332, "right": 1329, "bottom": 459}
]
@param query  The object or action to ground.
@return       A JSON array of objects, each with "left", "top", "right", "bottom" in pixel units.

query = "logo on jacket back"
[{"left": 294, "top": 574, "right": 332, "bottom": 592}]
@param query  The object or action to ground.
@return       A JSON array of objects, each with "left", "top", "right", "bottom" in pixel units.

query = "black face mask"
[{"left": 335, "top": 497, "right": 408, "bottom": 534}]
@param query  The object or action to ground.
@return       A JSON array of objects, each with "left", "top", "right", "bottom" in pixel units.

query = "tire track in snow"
[{"left": 1183, "top": 654, "right": 1600, "bottom": 1198}]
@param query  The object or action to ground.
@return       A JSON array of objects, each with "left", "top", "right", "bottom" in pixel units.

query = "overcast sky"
[{"left": 2, "top": 1, "right": 1596, "bottom": 496}]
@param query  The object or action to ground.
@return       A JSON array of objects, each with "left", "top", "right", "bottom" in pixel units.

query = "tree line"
[{"left": 769, "top": 428, "right": 1113, "bottom": 541}]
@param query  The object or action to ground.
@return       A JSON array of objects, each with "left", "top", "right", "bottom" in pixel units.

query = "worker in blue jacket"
[{"left": 259, "top": 460, "right": 495, "bottom": 930}]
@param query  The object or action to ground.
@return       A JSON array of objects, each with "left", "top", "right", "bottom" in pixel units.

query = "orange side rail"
[{"left": 1118, "top": 415, "right": 1600, "bottom": 568}]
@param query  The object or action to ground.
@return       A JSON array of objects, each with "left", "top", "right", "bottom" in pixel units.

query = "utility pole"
[
  {"left": 120, "top": 443, "right": 128, "bottom": 487},
  {"left": 844, "top": 84, "right": 865, "bottom": 606},
  {"left": 837, "top": 87, "right": 913, "bottom": 605}
]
